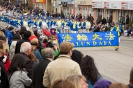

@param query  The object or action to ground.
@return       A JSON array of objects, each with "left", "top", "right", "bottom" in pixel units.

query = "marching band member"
[
  {"left": 23, "top": 18, "right": 28, "bottom": 28},
  {"left": 64, "top": 20, "right": 69, "bottom": 33},
  {"left": 42, "top": 19, "right": 48, "bottom": 29},
  {"left": 71, "top": 19, "right": 78, "bottom": 33},
  {"left": 56, "top": 18, "right": 62, "bottom": 32},
  {"left": 111, "top": 22, "right": 121, "bottom": 51},
  {"left": 86, "top": 20, "right": 91, "bottom": 33}
]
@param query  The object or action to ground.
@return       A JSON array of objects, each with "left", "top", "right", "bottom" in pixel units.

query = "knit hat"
[
  {"left": 94, "top": 79, "right": 112, "bottom": 88},
  {"left": 60, "top": 42, "right": 74, "bottom": 53}
]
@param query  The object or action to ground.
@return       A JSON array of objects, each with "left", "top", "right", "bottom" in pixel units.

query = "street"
[{"left": 76, "top": 37, "right": 133, "bottom": 84}]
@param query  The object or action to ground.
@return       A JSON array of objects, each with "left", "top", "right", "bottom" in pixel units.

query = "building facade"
[{"left": 92, "top": 0, "right": 133, "bottom": 23}]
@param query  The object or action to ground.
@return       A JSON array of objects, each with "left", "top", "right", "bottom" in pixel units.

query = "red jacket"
[{"left": 3, "top": 54, "right": 11, "bottom": 73}]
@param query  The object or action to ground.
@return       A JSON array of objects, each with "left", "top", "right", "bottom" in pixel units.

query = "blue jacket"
[
  {"left": 34, "top": 49, "right": 42, "bottom": 62},
  {"left": 5, "top": 30, "right": 13, "bottom": 46},
  {"left": 87, "top": 75, "right": 102, "bottom": 88}
]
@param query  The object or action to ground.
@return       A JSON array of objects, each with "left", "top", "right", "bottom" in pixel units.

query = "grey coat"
[{"left": 9, "top": 71, "right": 32, "bottom": 88}]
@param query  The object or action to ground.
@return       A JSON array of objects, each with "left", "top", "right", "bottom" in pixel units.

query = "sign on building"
[
  {"left": 109, "top": 1, "right": 121, "bottom": 9},
  {"left": 104, "top": 2, "right": 109, "bottom": 9},
  {"left": 92, "top": 1, "right": 103, "bottom": 8},
  {"left": 121, "top": 2, "right": 128, "bottom": 10},
  {"left": 128, "top": 1, "right": 133, "bottom": 10}
]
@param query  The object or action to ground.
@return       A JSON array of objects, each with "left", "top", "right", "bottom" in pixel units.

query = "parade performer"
[
  {"left": 42, "top": 19, "right": 48, "bottom": 29},
  {"left": 81, "top": 20, "right": 86, "bottom": 33},
  {"left": 77, "top": 20, "right": 81, "bottom": 32},
  {"left": 111, "top": 22, "right": 121, "bottom": 51},
  {"left": 23, "top": 18, "right": 28, "bottom": 28},
  {"left": 51, "top": 19, "right": 57, "bottom": 29},
  {"left": 64, "top": 20, "right": 69, "bottom": 33},
  {"left": 56, "top": 19, "right": 62, "bottom": 32},
  {"left": 71, "top": 20, "right": 78, "bottom": 33},
  {"left": 46, "top": 18, "right": 51, "bottom": 29},
  {"left": 86, "top": 20, "right": 91, "bottom": 32},
  {"left": 50, "top": 28, "right": 58, "bottom": 45}
]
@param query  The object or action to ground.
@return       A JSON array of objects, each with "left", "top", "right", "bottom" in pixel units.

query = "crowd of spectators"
[{"left": 0, "top": 25, "right": 132, "bottom": 88}]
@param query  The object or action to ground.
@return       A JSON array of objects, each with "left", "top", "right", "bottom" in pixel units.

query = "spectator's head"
[
  {"left": 115, "top": 22, "right": 119, "bottom": 26},
  {"left": 19, "top": 26, "right": 27, "bottom": 36},
  {"left": 67, "top": 74, "right": 88, "bottom": 88},
  {"left": 37, "top": 30, "right": 42, "bottom": 37},
  {"left": 43, "top": 48, "right": 55, "bottom": 60},
  {"left": 60, "top": 42, "right": 74, "bottom": 56},
  {"left": 0, "top": 35, "right": 7, "bottom": 46},
  {"left": 46, "top": 41, "right": 54, "bottom": 48},
  {"left": 71, "top": 50, "right": 84, "bottom": 65},
  {"left": 39, "top": 35, "right": 47, "bottom": 42},
  {"left": 0, "top": 31, "right": 5, "bottom": 37},
  {"left": 23, "top": 31, "right": 31, "bottom": 39},
  {"left": 130, "top": 68, "right": 133, "bottom": 85},
  {"left": 20, "top": 42, "right": 31, "bottom": 55},
  {"left": 109, "top": 82, "right": 127, "bottom": 88},
  {"left": 13, "top": 34, "right": 21, "bottom": 41},
  {"left": 50, "top": 79, "right": 76, "bottom": 88},
  {"left": 43, "top": 38, "right": 48, "bottom": 43},
  {"left": 8, "top": 26, "right": 14, "bottom": 32},
  {"left": 94, "top": 79, "right": 112, "bottom": 88},
  {"left": 8, "top": 54, "right": 25, "bottom": 75},
  {"left": 81, "top": 55, "right": 101, "bottom": 84},
  {"left": 30, "top": 38, "right": 38, "bottom": 51},
  {"left": 0, "top": 41, "right": 6, "bottom": 58}
]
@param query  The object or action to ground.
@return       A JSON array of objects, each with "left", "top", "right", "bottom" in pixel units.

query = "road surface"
[{"left": 76, "top": 37, "right": 133, "bottom": 84}]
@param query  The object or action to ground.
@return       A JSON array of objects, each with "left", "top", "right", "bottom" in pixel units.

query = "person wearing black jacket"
[
  {"left": 126, "top": 15, "right": 130, "bottom": 25},
  {"left": 0, "top": 41, "right": 9, "bottom": 88},
  {"left": 15, "top": 31, "right": 31, "bottom": 54},
  {"left": 20, "top": 42, "right": 34, "bottom": 88},
  {"left": 33, "top": 48, "right": 55, "bottom": 88}
]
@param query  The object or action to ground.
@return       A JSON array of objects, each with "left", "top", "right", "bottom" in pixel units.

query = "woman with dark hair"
[
  {"left": 81, "top": 55, "right": 102, "bottom": 88},
  {"left": 8, "top": 54, "right": 32, "bottom": 88},
  {"left": 9, "top": 34, "right": 21, "bottom": 60},
  {"left": 71, "top": 50, "right": 84, "bottom": 66}
]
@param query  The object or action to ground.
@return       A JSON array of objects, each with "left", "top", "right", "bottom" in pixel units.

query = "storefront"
[{"left": 92, "top": 0, "right": 133, "bottom": 23}]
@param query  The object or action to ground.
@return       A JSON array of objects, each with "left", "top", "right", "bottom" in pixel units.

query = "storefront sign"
[
  {"left": 80, "top": 1, "right": 86, "bottom": 5},
  {"left": 128, "top": 1, "right": 133, "bottom": 10},
  {"left": 121, "top": 2, "right": 128, "bottom": 10},
  {"left": 92, "top": 2, "right": 102, "bottom": 8},
  {"left": 109, "top": 1, "right": 121, "bottom": 9},
  {"left": 34, "top": 0, "right": 46, "bottom": 4},
  {"left": 104, "top": 2, "right": 109, "bottom": 9}
]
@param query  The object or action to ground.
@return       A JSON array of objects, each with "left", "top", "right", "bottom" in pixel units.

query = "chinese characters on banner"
[{"left": 57, "top": 32, "right": 119, "bottom": 47}]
